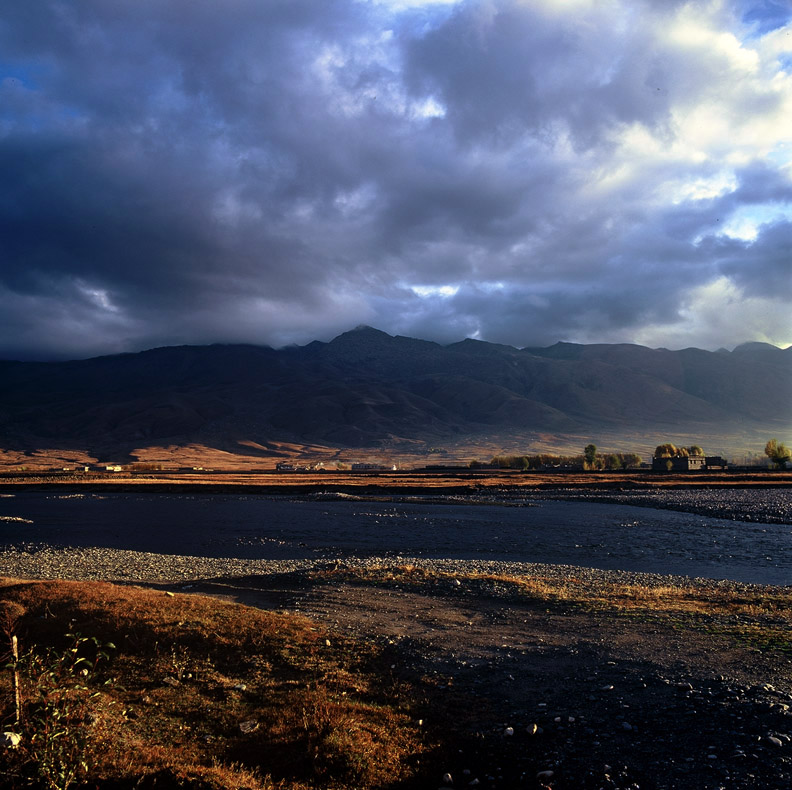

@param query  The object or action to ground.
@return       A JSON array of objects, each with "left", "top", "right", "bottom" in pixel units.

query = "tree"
[
  {"left": 621, "top": 453, "right": 642, "bottom": 469},
  {"left": 687, "top": 445, "right": 704, "bottom": 456},
  {"left": 584, "top": 444, "right": 597, "bottom": 469},
  {"left": 764, "top": 439, "right": 792, "bottom": 469},
  {"left": 604, "top": 453, "right": 621, "bottom": 470},
  {"left": 654, "top": 443, "right": 677, "bottom": 458}
]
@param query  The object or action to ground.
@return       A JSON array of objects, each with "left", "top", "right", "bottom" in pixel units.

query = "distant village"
[{"left": 33, "top": 440, "right": 791, "bottom": 476}]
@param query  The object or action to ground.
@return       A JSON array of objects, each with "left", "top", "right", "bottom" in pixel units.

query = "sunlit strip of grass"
[{"left": 310, "top": 565, "right": 792, "bottom": 623}]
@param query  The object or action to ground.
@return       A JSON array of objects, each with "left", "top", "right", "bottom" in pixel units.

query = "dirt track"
[{"left": 184, "top": 572, "right": 792, "bottom": 790}]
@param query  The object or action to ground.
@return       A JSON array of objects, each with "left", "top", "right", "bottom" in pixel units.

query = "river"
[{"left": 0, "top": 489, "right": 789, "bottom": 585}]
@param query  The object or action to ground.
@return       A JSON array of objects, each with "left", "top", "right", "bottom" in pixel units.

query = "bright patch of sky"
[
  {"left": 368, "top": 0, "right": 461, "bottom": 9},
  {"left": 411, "top": 284, "right": 460, "bottom": 298},
  {"left": 719, "top": 203, "right": 792, "bottom": 241},
  {"left": 634, "top": 276, "right": 792, "bottom": 350},
  {"left": 741, "top": 0, "right": 792, "bottom": 35}
]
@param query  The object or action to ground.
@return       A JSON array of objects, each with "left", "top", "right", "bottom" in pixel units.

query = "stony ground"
[
  {"left": 1, "top": 546, "right": 790, "bottom": 789},
  {"left": 543, "top": 487, "right": 792, "bottom": 524},
  {"left": 180, "top": 567, "right": 792, "bottom": 790}
]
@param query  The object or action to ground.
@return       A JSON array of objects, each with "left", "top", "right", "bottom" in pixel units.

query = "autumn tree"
[
  {"left": 655, "top": 443, "right": 704, "bottom": 459},
  {"left": 654, "top": 443, "right": 677, "bottom": 458},
  {"left": 765, "top": 439, "right": 792, "bottom": 469},
  {"left": 620, "top": 453, "right": 642, "bottom": 469}
]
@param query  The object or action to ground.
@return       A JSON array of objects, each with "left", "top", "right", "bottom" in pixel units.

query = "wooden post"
[{"left": 11, "top": 635, "right": 21, "bottom": 726}]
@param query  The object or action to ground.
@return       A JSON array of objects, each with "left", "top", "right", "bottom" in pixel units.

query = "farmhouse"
[{"left": 652, "top": 455, "right": 705, "bottom": 472}]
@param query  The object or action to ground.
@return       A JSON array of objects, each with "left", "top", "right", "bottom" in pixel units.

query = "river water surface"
[{"left": 0, "top": 490, "right": 789, "bottom": 585}]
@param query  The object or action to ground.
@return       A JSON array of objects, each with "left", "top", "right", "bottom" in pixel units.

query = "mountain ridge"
[{"left": 0, "top": 327, "right": 789, "bottom": 460}]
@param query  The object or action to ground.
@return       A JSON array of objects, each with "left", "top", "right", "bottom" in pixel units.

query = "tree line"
[
  {"left": 475, "top": 438, "right": 790, "bottom": 472},
  {"left": 485, "top": 446, "right": 641, "bottom": 471}
]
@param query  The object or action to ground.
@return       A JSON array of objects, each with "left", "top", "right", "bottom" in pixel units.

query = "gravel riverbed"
[
  {"left": 545, "top": 487, "right": 792, "bottom": 524},
  {"left": 0, "top": 542, "right": 785, "bottom": 596}
]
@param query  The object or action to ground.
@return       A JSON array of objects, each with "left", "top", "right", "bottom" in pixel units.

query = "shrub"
[{"left": 3, "top": 633, "right": 116, "bottom": 790}]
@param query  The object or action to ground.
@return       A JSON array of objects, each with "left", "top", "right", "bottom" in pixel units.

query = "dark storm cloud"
[
  {"left": 0, "top": 0, "right": 789, "bottom": 359},
  {"left": 402, "top": 0, "right": 681, "bottom": 149}
]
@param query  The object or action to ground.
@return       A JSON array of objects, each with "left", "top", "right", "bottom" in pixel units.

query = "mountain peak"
[
  {"left": 332, "top": 325, "right": 391, "bottom": 341},
  {"left": 732, "top": 341, "right": 781, "bottom": 354}
]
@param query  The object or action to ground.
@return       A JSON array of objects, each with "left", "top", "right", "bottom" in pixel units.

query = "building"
[
  {"left": 704, "top": 456, "right": 728, "bottom": 470},
  {"left": 651, "top": 455, "right": 705, "bottom": 472}
]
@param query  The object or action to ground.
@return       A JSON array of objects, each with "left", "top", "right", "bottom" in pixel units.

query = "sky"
[{"left": 0, "top": 0, "right": 790, "bottom": 360}]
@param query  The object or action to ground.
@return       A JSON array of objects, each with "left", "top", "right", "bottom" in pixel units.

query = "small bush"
[{"left": 3, "top": 633, "right": 117, "bottom": 790}]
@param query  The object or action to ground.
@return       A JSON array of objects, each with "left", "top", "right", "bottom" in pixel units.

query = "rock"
[
  {"left": 621, "top": 722, "right": 633, "bottom": 731},
  {"left": 527, "top": 723, "right": 539, "bottom": 736},
  {"left": 767, "top": 736, "right": 783, "bottom": 748},
  {"left": 442, "top": 772, "right": 453, "bottom": 784},
  {"left": 162, "top": 676, "right": 180, "bottom": 687},
  {"left": 239, "top": 720, "right": 259, "bottom": 734},
  {"left": 233, "top": 683, "right": 247, "bottom": 691},
  {"left": 536, "top": 770, "right": 554, "bottom": 780},
  {"left": 503, "top": 726, "right": 514, "bottom": 736},
  {"left": 1, "top": 732, "right": 21, "bottom": 749}
]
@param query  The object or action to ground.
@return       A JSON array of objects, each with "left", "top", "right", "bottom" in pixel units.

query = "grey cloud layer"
[{"left": 0, "top": 0, "right": 789, "bottom": 359}]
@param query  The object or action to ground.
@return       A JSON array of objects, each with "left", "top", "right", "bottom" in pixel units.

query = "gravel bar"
[
  {"left": 0, "top": 542, "right": 786, "bottom": 595},
  {"left": 542, "top": 487, "right": 792, "bottom": 524}
]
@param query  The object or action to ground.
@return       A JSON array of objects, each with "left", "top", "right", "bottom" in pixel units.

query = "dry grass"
[
  {"left": 0, "top": 568, "right": 789, "bottom": 786},
  {"left": 307, "top": 565, "right": 792, "bottom": 659},
  {"left": 311, "top": 564, "right": 792, "bottom": 623},
  {"left": 0, "top": 578, "right": 434, "bottom": 789},
  {"left": 3, "top": 468, "right": 790, "bottom": 492}
]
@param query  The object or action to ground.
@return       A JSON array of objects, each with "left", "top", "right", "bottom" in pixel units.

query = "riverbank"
[
  {"left": 1, "top": 543, "right": 787, "bottom": 592},
  {"left": 2, "top": 468, "right": 791, "bottom": 495},
  {"left": 1, "top": 560, "right": 791, "bottom": 789}
]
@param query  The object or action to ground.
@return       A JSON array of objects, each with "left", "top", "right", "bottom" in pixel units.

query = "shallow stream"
[{"left": 0, "top": 489, "right": 789, "bottom": 585}]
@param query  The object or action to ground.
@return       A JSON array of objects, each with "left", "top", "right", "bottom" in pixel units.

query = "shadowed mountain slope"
[{"left": 0, "top": 326, "right": 789, "bottom": 456}]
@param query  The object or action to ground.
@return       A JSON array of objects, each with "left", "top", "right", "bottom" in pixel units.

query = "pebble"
[{"left": 1, "top": 732, "right": 21, "bottom": 749}]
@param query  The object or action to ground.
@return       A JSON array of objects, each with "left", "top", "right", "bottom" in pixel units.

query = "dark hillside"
[{"left": 0, "top": 326, "right": 788, "bottom": 457}]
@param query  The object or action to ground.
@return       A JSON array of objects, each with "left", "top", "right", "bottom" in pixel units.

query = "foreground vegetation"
[
  {"left": 1, "top": 570, "right": 791, "bottom": 788},
  {"left": 0, "top": 578, "right": 434, "bottom": 789}
]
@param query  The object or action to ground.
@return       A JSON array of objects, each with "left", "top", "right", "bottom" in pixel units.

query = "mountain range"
[{"left": 0, "top": 326, "right": 789, "bottom": 462}]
